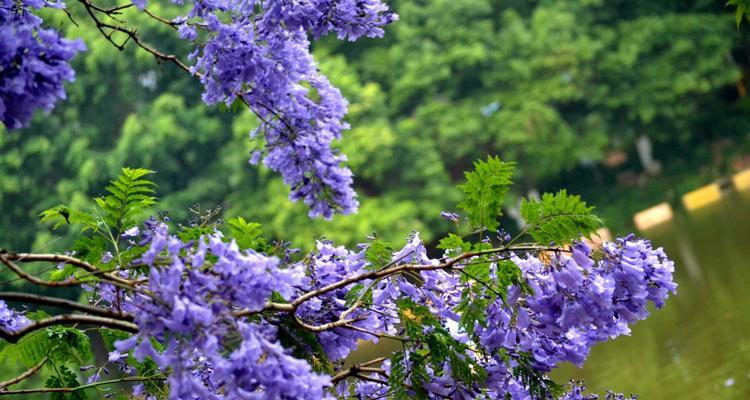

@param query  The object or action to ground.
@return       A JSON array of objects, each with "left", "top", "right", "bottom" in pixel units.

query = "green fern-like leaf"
[
  {"left": 0, "top": 330, "right": 53, "bottom": 366},
  {"left": 457, "top": 156, "right": 515, "bottom": 231},
  {"left": 40, "top": 205, "right": 98, "bottom": 231},
  {"left": 225, "top": 217, "right": 267, "bottom": 251},
  {"left": 364, "top": 238, "right": 393, "bottom": 271},
  {"left": 0, "top": 326, "right": 91, "bottom": 368},
  {"left": 95, "top": 168, "right": 156, "bottom": 234},
  {"left": 520, "top": 190, "right": 603, "bottom": 245},
  {"left": 46, "top": 364, "right": 87, "bottom": 400},
  {"left": 388, "top": 352, "right": 411, "bottom": 400}
]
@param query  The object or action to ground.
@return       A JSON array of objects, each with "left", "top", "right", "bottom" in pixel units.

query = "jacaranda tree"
[{"left": 0, "top": 0, "right": 677, "bottom": 399}]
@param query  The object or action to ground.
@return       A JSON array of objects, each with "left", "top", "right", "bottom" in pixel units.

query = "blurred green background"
[{"left": 2, "top": 0, "right": 750, "bottom": 398}]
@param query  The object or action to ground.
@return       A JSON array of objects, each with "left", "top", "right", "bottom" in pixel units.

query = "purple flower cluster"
[
  {"left": 1, "top": 0, "right": 395, "bottom": 216},
  {"left": 145, "top": 0, "right": 396, "bottom": 218},
  {"left": 336, "top": 235, "right": 674, "bottom": 399},
  {"left": 0, "top": 0, "right": 84, "bottom": 129},
  {"left": 477, "top": 236, "right": 676, "bottom": 374},
  {"left": 88, "top": 219, "right": 674, "bottom": 399},
  {"left": 293, "top": 233, "right": 443, "bottom": 361},
  {"left": 98, "top": 222, "right": 327, "bottom": 399},
  {"left": 295, "top": 241, "right": 378, "bottom": 360},
  {"left": 0, "top": 299, "right": 31, "bottom": 332}
]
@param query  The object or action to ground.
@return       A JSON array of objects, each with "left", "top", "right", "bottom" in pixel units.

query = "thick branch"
[
  {"left": 0, "top": 254, "right": 85, "bottom": 287},
  {"left": 0, "top": 292, "right": 133, "bottom": 321},
  {"left": 231, "top": 244, "right": 564, "bottom": 321},
  {"left": 0, "top": 315, "right": 138, "bottom": 343},
  {"left": 289, "top": 244, "right": 557, "bottom": 308},
  {"left": 1, "top": 252, "right": 133, "bottom": 287}
]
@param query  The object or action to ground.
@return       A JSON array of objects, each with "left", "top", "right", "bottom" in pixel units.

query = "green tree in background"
[{"left": 2, "top": 0, "right": 749, "bottom": 252}]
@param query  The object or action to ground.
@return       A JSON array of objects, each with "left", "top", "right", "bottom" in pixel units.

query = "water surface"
[{"left": 553, "top": 192, "right": 750, "bottom": 399}]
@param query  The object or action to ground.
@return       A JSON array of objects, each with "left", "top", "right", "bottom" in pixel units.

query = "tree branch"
[
  {"left": 0, "top": 315, "right": 138, "bottom": 343},
  {"left": 0, "top": 375, "right": 163, "bottom": 395},
  {"left": 331, "top": 357, "right": 386, "bottom": 384},
  {"left": 0, "top": 356, "right": 48, "bottom": 390},
  {"left": 1, "top": 252, "right": 133, "bottom": 287},
  {"left": 76, "top": 0, "right": 194, "bottom": 73},
  {"left": 0, "top": 254, "right": 85, "bottom": 287},
  {"left": 288, "top": 244, "right": 558, "bottom": 309},
  {"left": 0, "top": 292, "right": 133, "bottom": 321}
]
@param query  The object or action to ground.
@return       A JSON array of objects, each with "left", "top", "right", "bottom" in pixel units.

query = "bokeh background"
[{"left": 2, "top": 0, "right": 750, "bottom": 398}]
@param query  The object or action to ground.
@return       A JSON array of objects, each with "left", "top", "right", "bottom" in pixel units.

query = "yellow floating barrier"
[
  {"left": 732, "top": 169, "right": 750, "bottom": 191},
  {"left": 682, "top": 183, "right": 722, "bottom": 211},
  {"left": 633, "top": 203, "right": 673, "bottom": 231}
]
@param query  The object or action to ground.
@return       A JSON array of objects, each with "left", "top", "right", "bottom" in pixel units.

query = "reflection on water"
[{"left": 553, "top": 192, "right": 750, "bottom": 399}]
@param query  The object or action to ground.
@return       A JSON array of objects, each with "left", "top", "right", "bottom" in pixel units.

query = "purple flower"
[
  {"left": 0, "top": 0, "right": 84, "bottom": 129},
  {"left": 0, "top": 299, "right": 31, "bottom": 332},
  {"left": 440, "top": 211, "right": 460, "bottom": 222}
]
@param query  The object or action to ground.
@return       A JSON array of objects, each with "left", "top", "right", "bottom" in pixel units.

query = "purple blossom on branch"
[{"left": 0, "top": 0, "right": 84, "bottom": 129}]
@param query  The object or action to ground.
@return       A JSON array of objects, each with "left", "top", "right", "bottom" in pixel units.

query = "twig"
[
  {"left": 143, "top": 8, "right": 178, "bottom": 29},
  {"left": 331, "top": 357, "right": 387, "bottom": 384},
  {"left": 0, "top": 254, "right": 87, "bottom": 288},
  {"left": 0, "top": 292, "right": 133, "bottom": 321},
  {"left": 0, "top": 356, "right": 48, "bottom": 390},
  {"left": 343, "top": 324, "right": 407, "bottom": 342},
  {"left": 0, "top": 375, "right": 163, "bottom": 396},
  {"left": 2, "top": 253, "right": 133, "bottom": 286},
  {"left": 293, "top": 314, "right": 366, "bottom": 332},
  {"left": 288, "top": 244, "right": 559, "bottom": 308},
  {"left": 0, "top": 315, "right": 138, "bottom": 343}
]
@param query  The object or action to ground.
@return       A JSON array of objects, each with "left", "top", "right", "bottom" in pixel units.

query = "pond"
[{"left": 553, "top": 191, "right": 750, "bottom": 399}]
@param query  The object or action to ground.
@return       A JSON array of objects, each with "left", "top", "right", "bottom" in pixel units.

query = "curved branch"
[
  {"left": 0, "top": 375, "right": 163, "bottom": 396},
  {"left": 331, "top": 357, "right": 386, "bottom": 384},
  {"left": 0, "top": 315, "right": 138, "bottom": 343},
  {"left": 342, "top": 324, "right": 407, "bottom": 342},
  {"left": 143, "top": 8, "right": 179, "bottom": 29},
  {"left": 0, "top": 356, "right": 48, "bottom": 390},
  {"left": 77, "top": 0, "right": 193, "bottom": 73},
  {"left": 0, "top": 254, "right": 85, "bottom": 287},
  {"left": 1, "top": 252, "right": 133, "bottom": 287},
  {"left": 288, "top": 245, "right": 555, "bottom": 308},
  {"left": 293, "top": 314, "right": 366, "bottom": 333},
  {"left": 0, "top": 292, "right": 134, "bottom": 321}
]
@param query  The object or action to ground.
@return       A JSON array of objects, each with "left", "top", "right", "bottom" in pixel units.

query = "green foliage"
[
  {"left": 343, "top": 283, "right": 373, "bottom": 308},
  {"left": 94, "top": 168, "right": 156, "bottom": 234},
  {"left": 364, "top": 238, "right": 394, "bottom": 270},
  {"left": 388, "top": 352, "right": 411, "bottom": 400},
  {"left": 455, "top": 259, "right": 526, "bottom": 337},
  {"left": 458, "top": 156, "right": 515, "bottom": 231},
  {"left": 225, "top": 216, "right": 268, "bottom": 251},
  {"left": 0, "top": 330, "right": 53, "bottom": 366},
  {"left": 0, "top": 326, "right": 90, "bottom": 367},
  {"left": 45, "top": 364, "right": 86, "bottom": 400},
  {"left": 40, "top": 168, "right": 156, "bottom": 237},
  {"left": 437, "top": 233, "right": 471, "bottom": 256},
  {"left": 728, "top": 0, "right": 750, "bottom": 27},
  {"left": 520, "top": 190, "right": 603, "bottom": 245},
  {"left": 276, "top": 320, "right": 334, "bottom": 375},
  {"left": 512, "top": 353, "right": 565, "bottom": 399},
  {"left": 393, "top": 298, "right": 487, "bottom": 396}
]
